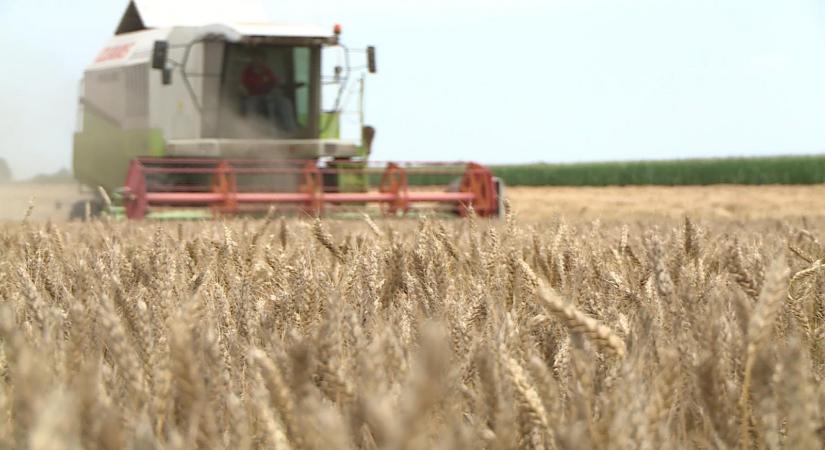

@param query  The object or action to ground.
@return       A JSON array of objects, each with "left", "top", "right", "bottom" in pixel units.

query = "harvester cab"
[{"left": 73, "top": 0, "right": 504, "bottom": 219}]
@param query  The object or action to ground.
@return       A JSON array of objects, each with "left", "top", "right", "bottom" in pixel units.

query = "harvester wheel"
[
  {"left": 69, "top": 199, "right": 103, "bottom": 221},
  {"left": 379, "top": 163, "right": 409, "bottom": 216}
]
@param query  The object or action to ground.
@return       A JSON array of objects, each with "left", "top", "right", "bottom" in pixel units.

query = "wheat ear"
[
  {"left": 535, "top": 282, "right": 626, "bottom": 358},
  {"left": 312, "top": 218, "right": 343, "bottom": 261}
]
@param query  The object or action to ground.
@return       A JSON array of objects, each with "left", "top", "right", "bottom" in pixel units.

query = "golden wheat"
[{"left": 0, "top": 213, "right": 822, "bottom": 449}]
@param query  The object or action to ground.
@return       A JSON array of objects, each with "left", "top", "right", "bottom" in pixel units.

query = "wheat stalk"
[{"left": 739, "top": 258, "right": 787, "bottom": 450}]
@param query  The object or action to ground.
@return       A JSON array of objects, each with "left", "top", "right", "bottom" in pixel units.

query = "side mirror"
[
  {"left": 151, "top": 41, "right": 168, "bottom": 70},
  {"left": 161, "top": 67, "right": 173, "bottom": 85},
  {"left": 361, "top": 125, "right": 375, "bottom": 154},
  {"left": 367, "top": 46, "right": 377, "bottom": 74}
]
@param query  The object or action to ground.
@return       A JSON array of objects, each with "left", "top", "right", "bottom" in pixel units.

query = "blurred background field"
[
  {"left": 493, "top": 155, "right": 825, "bottom": 186},
  {"left": 493, "top": 154, "right": 825, "bottom": 186},
  {"left": 365, "top": 155, "right": 825, "bottom": 187}
]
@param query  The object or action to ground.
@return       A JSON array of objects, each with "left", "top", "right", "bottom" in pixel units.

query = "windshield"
[{"left": 217, "top": 44, "right": 315, "bottom": 139}]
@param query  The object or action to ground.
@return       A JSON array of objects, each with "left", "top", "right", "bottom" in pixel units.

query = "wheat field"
[{"left": 0, "top": 208, "right": 823, "bottom": 449}]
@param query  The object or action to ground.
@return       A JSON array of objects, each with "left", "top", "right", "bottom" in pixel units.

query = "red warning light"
[{"left": 333, "top": 23, "right": 342, "bottom": 35}]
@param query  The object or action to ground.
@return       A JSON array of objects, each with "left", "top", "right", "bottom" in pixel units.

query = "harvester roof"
[
  {"left": 116, "top": 0, "right": 269, "bottom": 32},
  {"left": 88, "top": 0, "right": 336, "bottom": 71},
  {"left": 116, "top": 0, "right": 333, "bottom": 39}
]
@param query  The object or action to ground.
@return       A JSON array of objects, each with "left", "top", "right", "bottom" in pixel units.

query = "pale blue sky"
[{"left": 2, "top": 0, "right": 825, "bottom": 178}]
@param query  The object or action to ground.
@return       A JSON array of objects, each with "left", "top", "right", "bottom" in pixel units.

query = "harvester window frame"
[{"left": 216, "top": 42, "right": 321, "bottom": 139}]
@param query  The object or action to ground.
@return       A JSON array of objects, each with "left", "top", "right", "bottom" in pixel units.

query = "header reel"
[{"left": 120, "top": 158, "right": 503, "bottom": 219}]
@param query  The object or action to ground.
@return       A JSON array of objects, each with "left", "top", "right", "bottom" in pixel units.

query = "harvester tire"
[{"left": 69, "top": 200, "right": 103, "bottom": 221}]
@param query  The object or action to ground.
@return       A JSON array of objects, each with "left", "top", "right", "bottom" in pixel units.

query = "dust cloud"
[{"left": 0, "top": 183, "right": 90, "bottom": 221}]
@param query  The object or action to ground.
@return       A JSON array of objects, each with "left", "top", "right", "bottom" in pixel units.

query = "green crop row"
[
  {"left": 358, "top": 155, "right": 825, "bottom": 188},
  {"left": 487, "top": 155, "right": 825, "bottom": 186}
]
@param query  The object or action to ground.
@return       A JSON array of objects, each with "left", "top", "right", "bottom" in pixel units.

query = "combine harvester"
[{"left": 73, "top": 0, "right": 504, "bottom": 219}]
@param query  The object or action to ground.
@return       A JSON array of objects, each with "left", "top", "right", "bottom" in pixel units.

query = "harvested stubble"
[{"left": 0, "top": 215, "right": 824, "bottom": 450}]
